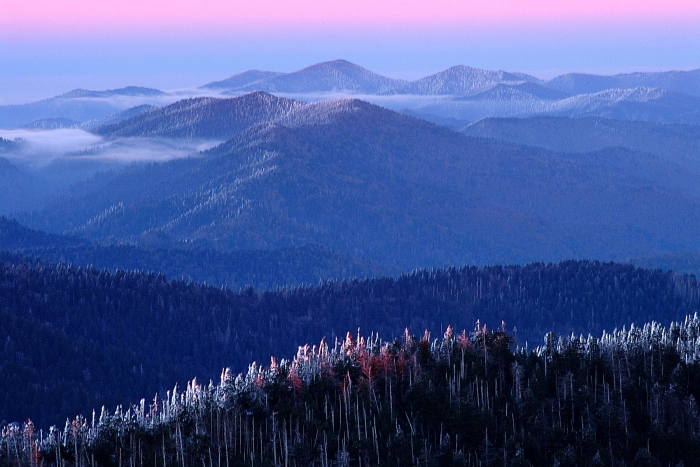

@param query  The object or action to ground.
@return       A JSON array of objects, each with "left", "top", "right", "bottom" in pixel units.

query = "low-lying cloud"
[
  {"left": 63, "top": 137, "right": 222, "bottom": 164},
  {"left": 0, "top": 128, "right": 221, "bottom": 170}
]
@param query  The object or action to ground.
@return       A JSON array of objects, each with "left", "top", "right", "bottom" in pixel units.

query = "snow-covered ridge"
[{"left": 386, "top": 65, "right": 541, "bottom": 96}]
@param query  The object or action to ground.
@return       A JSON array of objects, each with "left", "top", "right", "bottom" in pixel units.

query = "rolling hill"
[
  {"left": 462, "top": 116, "right": 700, "bottom": 164},
  {"left": 0, "top": 216, "right": 397, "bottom": 290},
  {"left": 20, "top": 97, "right": 700, "bottom": 269},
  {"left": 545, "top": 68, "right": 700, "bottom": 97},
  {"left": 0, "top": 158, "right": 43, "bottom": 215},
  {"left": 0, "top": 87, "right": 165, "bottom": 129},
  {"left": 230, "top": 59, "right": 406, "bottom": 94},
  {"left": 0, "top": 257, "right": 698, "bottom": 428},
  {"left": 201, "top": 70, "right": 287, "bottom": 90},
  {"left": 94, "top": 92, "right": 305, "bottom": 139},
  {"left": 386, "top": 65, "right": 541, "bottom": 96}
]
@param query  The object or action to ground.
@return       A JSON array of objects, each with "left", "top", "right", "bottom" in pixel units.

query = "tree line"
[
  {"left": 1, "top": 258, "right": 699, "bottom": 429},
  {"left": 3, "top": 315, "right": 700, "bottom": 466}
]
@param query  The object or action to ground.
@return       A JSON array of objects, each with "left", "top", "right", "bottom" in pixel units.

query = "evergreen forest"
[{"left": 2, "top": 316, "right": 700, "bottom": 466}]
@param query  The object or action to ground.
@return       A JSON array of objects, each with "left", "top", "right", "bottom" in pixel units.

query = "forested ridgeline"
[
  {"left": 1, "top": 259, "right": 700, "bottom": 428},
  {"left": 3, "top": 318, "right": 700, "bottom": 467},
  {"left": 0, "top": 215, "right": 397, "bottom": 290}
]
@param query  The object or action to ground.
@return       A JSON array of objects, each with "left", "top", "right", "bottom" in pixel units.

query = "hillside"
[
  {"left": 413, "top": 86, "right": 700, "bottom": 124},
  {"left": 548, "top": 87, "right": 700, "bottom": 124},
  {"left": 545, "top": 68, "right": 700, "bottom": 97},
  {"left": 201, "top": 70, "right": 287, "bottom": 90},
  {"left": 56, "top": 86, "right": 165, "bottom": 99},
  {"left": 18, "top": 117, "right": 79, "bottom": 129},
  {"left": 0, "top": 258, "right": 699, "bottom": 427},
  {"left": 387, "top": 65, "right": 541, "bottom": 96},
  {"left": 80, "top": 104, "right": 156, "bottom": 130},
  {"left": 0, "top": 216, "right": 396, "bottom": 289},
  {"left": 462, "top": 116, "right": 700, "bottom": 164},
  {"left": 22, "top": 97, "right": 700, "bottom": 269},
  {"left": 93, "top": 92, "right": 305, "bottom": 139},
  {"left": 0, "top": 87, "right": 163, "bottom": 129},
  {"left": 0, "top": 159, "right": 44, "bottom": 215},
  {"left": 1, "top": 267, "right": 700, "bottom": 465},
  {"left": 232, "top": 59, "right": 406, "bottom": 94}
]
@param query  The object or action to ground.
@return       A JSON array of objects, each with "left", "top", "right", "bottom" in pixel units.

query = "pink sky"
[
  {"left": 4, "top": 0, "right": 700, "bottom": 35},
  {"left": 1, "top": 0, "right": 700, "bottom": 104}
]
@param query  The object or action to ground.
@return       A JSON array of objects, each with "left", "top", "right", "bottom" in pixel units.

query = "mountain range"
[
  {"left": 205, "top": 59, "right": 406, "bottom": 94},
  {"left": 94, "top": 92, "right": 305, "bottom": 139},
  {"left": 5, "top": 59, "right": 700, "bottom": 448},
  {"left": 0, "top": 216, "right": 396, "bottom": 290},
  {"left": 14, "top": 91, "right": 700, "bottom": 270},
  {"left": 4, "top": 60, "right": 700, "bottom": 129},
  {"left": 0, "top": 86, "right": 165, "bottom": 129},
  {"left": 462, "top": 115, "right": 700, "bottom": 164}
]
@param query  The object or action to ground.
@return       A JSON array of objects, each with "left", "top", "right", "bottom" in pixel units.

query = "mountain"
[
  {"left": 0, "top": 158, "right": 43, "bottom": 215},
  {"left": 231, "top": 59, "right": 406, "bottom": 94},
  {"left": 94, "top": 92, "right": 305, "bottom": 139},
  {"left": 411, "top": 85, "right": 700, "bottom": 125},
  {"left": 80, "top": 104, "right": 157, "bottom": 130},
  {"left": 456, "top": 82, "right": 571, "bottom": 101},
  {"left": 0, "top": 215, "right": 397, "bottom": 290},
  {"left": 0, "top": 97, "right": 118, "bottom": 129},
  {"left": 462, "top": 116, "right": 700, "bottom": 164},
  {"left": 0, "top": 259, "right": 698, "bottom": 430},
  {"left": 387, "top": 65, "right": 541, "bottom": 96},
  {"left": 0, "top": 216, "right": 89, "bottom": 250},
  {"left": 0, "top": 87, "right": 165, "bottom": 129},
  {"left": 546, "top": 68, "right": 700, "bottom": 97},
  {"left": 547, "top": 86, "right": 700, "bottom": 124},
  {"left": 201, "top": 70, "right": 287, "bottom": 90},
  {"left": 22, "top": 98, "right": 700, "bottom": 269},
  {"left": 56, "top": 86, "right": 165, "bottom": 99}
]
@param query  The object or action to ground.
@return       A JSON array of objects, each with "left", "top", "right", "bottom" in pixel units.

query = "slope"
[
  {"left": 0, "top": 216, "right": 396, "bottom": 290},
  {"left": 80, "top": 104, "right": 156, "bottom": 130},
  {"left": 0, "top": 158, "right": 43, "bottom": 215},
  {"left": 0, "top": 87, "right": 163, "bottom": 129},
  {"left": 201, "top": 70, "right": 287, "bottom": 90},
  {"left": 546, "top": 68, "right": 700, "bottom": 96},
  {"left": 234, "top": 59, "right": 406, "bottom": 94},
  {"left": 22, "top": 99, "right": 700, "bottom": 269},
  {"left": 93, "top": 91, "right": 305, "bottom": 139},
  {"left": 548, "top": 87, "right": 700, "bottom": 124},
  {"left": 462, "top": 116, "right": 700, "bottom": 162},
  {"left": 0, "top": 259, "right": 699, "bottom": 428},
  {"left": 387, "top": 65, "right": 542, "bottom": 96},
  {"left": 412, "top": 86, "right": 700, "bottom": 124}
]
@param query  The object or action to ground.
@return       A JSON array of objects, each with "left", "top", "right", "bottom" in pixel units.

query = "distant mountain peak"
[
  {"left": 94, "top": 91, "right": 306, "bottom": 139},
  {"left": 557, "top": 86, "right": 668, "bottom": 108},
  {"left": 201, "top": 70, "right": 288, "bottom": 90},
  {"left": 387, "top": 65, "right": 541, "bottom": 96},
  {"left": 57, "top": 86, "right": 165, "bottom": 99},
  {"left": 544, "top": 69, "right": 700, "bottom": 97},
  {"left": 234, "top": 59, "right": 407, "bottom": 94}
]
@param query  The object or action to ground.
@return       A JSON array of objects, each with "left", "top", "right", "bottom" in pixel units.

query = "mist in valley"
[{"left": 0, "top": 127, "right": 222, "bottom": 215}]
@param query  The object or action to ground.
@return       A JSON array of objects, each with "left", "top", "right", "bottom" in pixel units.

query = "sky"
[{"left": 1, "top": 0, "right": 700, "bottom": 104}]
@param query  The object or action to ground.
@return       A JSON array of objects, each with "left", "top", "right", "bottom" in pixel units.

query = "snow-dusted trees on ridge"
[{"left": 3, "top": 316, "right": 700, "bottom": 466}]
